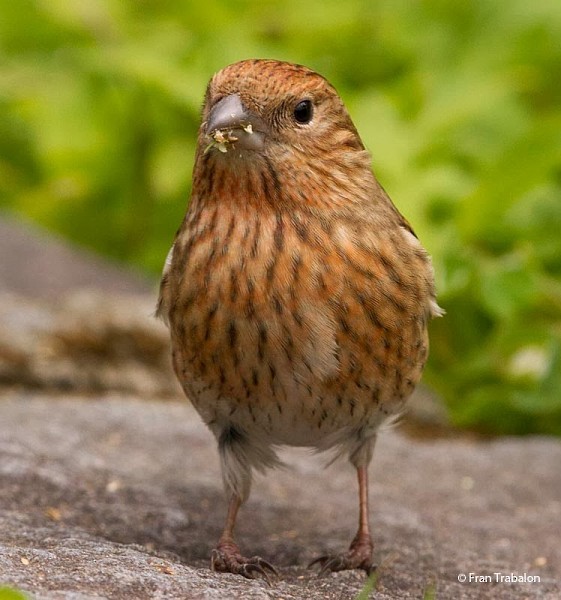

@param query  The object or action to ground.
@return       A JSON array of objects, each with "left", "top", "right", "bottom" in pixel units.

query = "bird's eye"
[{"left": 293, "top": 100, "right": 313, "bottom": 124}]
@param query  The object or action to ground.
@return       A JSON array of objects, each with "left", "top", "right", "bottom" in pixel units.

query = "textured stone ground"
[{"left": 0, "top": 394, "right": 559, "bottom": 600}]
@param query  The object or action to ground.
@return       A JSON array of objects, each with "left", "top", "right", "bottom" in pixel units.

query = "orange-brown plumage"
[{"left": 158, "top": 59, "right": 442, "bottom": 580}]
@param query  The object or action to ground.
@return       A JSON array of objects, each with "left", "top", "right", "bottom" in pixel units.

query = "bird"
[{"left": 157, "top": 59, "right": 443, "bottom": 582}]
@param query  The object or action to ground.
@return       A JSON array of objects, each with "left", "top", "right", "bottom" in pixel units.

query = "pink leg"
[
  {"left": 310, "top": 465, "right": 375, "bottom": 575},
  {"left": 210, "top": 494, "right": 278, "bottom": 583}
]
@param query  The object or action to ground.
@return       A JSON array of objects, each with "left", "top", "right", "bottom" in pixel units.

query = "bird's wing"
[{"left": 155, "top": 242, "right": 175, "bottom": 326}]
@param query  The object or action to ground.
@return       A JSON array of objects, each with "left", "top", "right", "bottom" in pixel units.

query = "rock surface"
[
  {"left": 0, "top": 394, "right": 559, "bottom": 600},
  {"left": 0, "top": 291, "right": 178, "bottom": 398},
  {"left": 0, "top": 215, "right": 152, "bottom": 301}
]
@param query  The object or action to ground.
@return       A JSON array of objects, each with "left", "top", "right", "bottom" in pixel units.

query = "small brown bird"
[{"left": 157, "top": 59, "right": 442, "bottom": 581}]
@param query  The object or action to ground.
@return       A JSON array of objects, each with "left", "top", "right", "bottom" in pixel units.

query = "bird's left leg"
[{"left": 310, "top": 441, "right": 376, "bottom": 575}]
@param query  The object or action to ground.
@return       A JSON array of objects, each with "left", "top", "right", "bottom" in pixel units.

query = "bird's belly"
[
  {"left": 181, "top": 367, "right": 392, "bottom": 448},
  {"left": 171, "top": 295, "right": 427, "bottom": 448}
]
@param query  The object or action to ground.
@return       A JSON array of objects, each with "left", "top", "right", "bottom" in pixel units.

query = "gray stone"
[
  {"left": 0, "top": 394, "right": 559, "bottom": 599},
  {"left": 0, "top": 215, "right": 153, "bottom": 301}
]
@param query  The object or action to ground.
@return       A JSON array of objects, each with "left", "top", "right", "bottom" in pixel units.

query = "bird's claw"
[
  {"left": 309, "top": 539, "right": 375, "bottom": 576},
  {"left": 211, "top": 546, "right": 278, "bottom": 585}
]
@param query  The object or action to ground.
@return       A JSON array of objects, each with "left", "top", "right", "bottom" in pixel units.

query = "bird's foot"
[
  {"left": 210, "top": 540, "right": 278, "bottom": 584},
  {"left": 309, "top": 534, "right": 375, "bottom": 576}
]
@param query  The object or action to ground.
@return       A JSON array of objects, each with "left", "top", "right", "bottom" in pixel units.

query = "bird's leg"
[
  {"left": 212, "top": 492, "right": 241, "bottom": 562},
  {"left": 310, "top": 465, "right": 375, "bottom": 575},
  {"left": 210, "top": 494, "right": 278, "bottom": 583},
  {"left": 351, "top": 464, "right": 375, "bottom": 568}
]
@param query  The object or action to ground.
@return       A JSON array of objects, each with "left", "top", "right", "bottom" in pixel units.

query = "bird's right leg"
[
  {"left": 210, "top": 426, "right": 278, "bottom": 582},
  {"left": 210, "top": 494, "right": 277, "bottom": 582}
]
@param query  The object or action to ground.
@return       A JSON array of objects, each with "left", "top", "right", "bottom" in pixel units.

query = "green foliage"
[
  {"left": 0, "top": 588, "right": 29, "bottom": 600},
  {"left": 354, "top": 571, "right": 379, "bottom": 599},
  {"left": 1, "top": 0, "right": 561, "bottom": 435},
  {"left": 422, "top": 580, "right": 437, "bottom": 600}
]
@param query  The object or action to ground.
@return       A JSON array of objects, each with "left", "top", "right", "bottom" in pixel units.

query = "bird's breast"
[{"left": 167, "top": 203, "right": 432, "bottom": 444}]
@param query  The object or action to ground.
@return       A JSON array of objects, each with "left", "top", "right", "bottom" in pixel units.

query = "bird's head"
[{"left": 199, "top": 59, "right": 366, "bottom": 163}]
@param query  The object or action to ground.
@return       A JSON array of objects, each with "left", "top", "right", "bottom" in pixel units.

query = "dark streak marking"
[
  {"left": 274, "top": 213, "right": 284, "bottom": 252},
  {"left": 228, "top": 321, "right": 237, "bottom": 348},
  {"left": 204, "top": 164, "right": 216, "bottom": 197},
  {"left": 291, "top": 253, "right": 302, "bottom": 282},
  {"left": 250, "top": 219, "right": 261, "bottom": 258},
  {"left": 317, "top": 272, "right": 327, "bottom": 291},
  {"left": 258, "top": 323, "right": 267, "bottom": 360},
  {"left": 272, "top": 295, "right": 283, "bottom": 315},
  {"left": 245, "top": 295, "right": 256, "bottom": 319},
  {"left": 205, "top": 302, "right": 218, "bottom": 342},
  {"left": 230, "top": 270, "right": 239, "bottom": 303},
  {"left": 266, "top": 258, "right": 277, "bottom": 283},
  {"left": 222, "top": 217, "right": 236, "bottom": 254},
  {"left": 261, "top": 171, "right": 274, "bottom": 205},
  {"left": 292, "top": 216, "right": 309, "bottom": 243},
  {"left": 302, "top": 358, "right": 314, "bottom": 375},
  {"left": 264, "top": 155, "right": 282, "bottom": 199}
]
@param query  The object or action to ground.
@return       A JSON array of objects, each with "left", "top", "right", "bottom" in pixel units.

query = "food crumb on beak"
[{"left": 205, "top": 129, "right": 239, "bottom": 154}]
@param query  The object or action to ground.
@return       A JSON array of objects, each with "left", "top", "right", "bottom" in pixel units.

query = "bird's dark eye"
[{"left": 293, "top": 100, "right": 313, "bottom": 124}]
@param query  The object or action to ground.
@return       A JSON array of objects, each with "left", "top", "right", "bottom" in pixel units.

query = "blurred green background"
[{"left": 2, "top": 0, "right": 561, "bottom": 435}]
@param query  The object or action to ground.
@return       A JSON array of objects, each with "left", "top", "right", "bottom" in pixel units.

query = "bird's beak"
[{"left": 205, "top": 94, "right": 266, "bottom": 152}]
